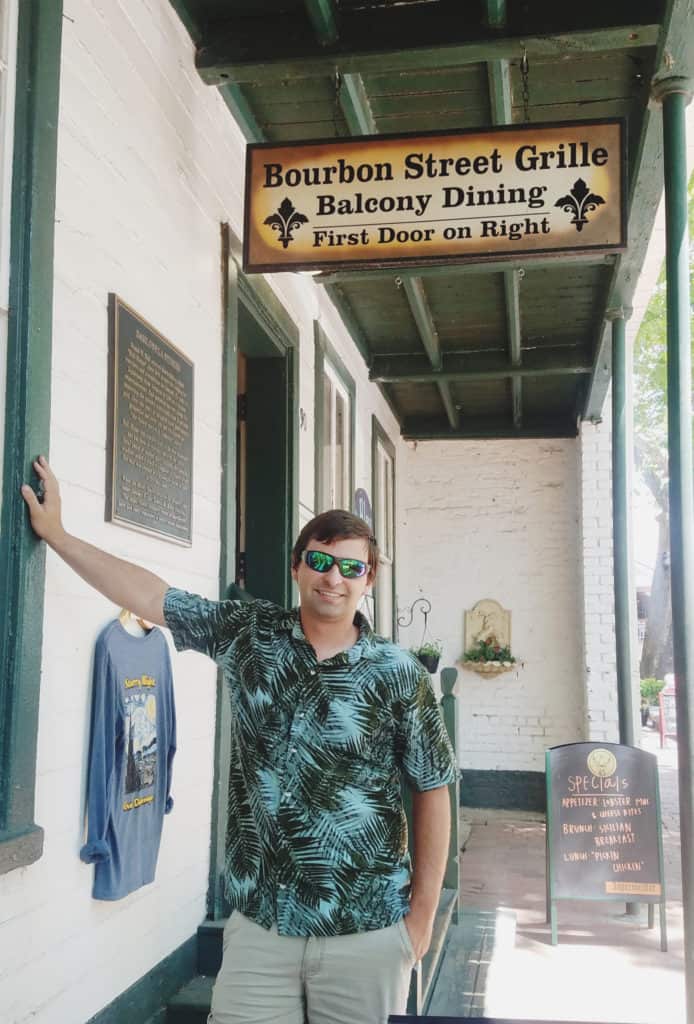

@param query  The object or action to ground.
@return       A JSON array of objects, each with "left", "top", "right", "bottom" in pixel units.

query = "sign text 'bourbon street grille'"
[{"left": 243, "top": 121, "right": 625, "bottom": 272}]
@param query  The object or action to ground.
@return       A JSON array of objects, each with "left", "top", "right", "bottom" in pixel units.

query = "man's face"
[{"left": 292, "top": 536, "right": 373, "bottom": 625}]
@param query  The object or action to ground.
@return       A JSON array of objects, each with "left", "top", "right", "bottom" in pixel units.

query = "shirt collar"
[{"left": 278, "top": 608, "right": 376, "bottom": 664}]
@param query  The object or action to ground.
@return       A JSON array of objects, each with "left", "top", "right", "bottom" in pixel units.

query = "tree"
[{"left": 634, "top": 173, "right": 694, "bottom": 679}]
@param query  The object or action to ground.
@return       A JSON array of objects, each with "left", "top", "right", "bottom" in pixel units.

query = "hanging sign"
[{"left": 243, "top": 119, "right": 625, "bottom": 273}]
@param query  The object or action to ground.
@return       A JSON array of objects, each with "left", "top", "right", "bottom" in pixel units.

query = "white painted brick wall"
[
  {"left": 397, "top": 439, "right": 586, "bottom": 772},
  {"left": 0, "top": 2, "right": 401, "bottom": 1022}
]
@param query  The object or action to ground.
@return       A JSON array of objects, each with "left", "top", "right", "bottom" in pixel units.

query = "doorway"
[{"left": 235, "top": 301, "right": 295, "bottom": 606}]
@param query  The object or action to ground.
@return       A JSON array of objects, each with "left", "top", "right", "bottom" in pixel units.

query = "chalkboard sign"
[
  {"left": 106, "top": 296, "right": 194, "bottom": 544},
  {"left": 659, "top": 688, "right": 677, "bottom": 746},
  {"left": 546, "top": 742, "right": 667, "bottom": 948}
]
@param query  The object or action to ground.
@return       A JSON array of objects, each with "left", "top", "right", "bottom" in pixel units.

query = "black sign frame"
[
  {"left": 106, "top": 295, "right": 194, "bottom": 545},
  {"left": 545, "top": 741, "right": 667, "bottom": 950}
]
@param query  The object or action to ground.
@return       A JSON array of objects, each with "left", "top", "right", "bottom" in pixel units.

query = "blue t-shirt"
[{"left": 80, "top": 620, "right": 176, "bottom": 900}]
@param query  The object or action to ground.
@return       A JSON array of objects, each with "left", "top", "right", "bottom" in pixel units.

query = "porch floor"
[{"left": 427, "top": 727, "right": 684, "bottom": 1022}]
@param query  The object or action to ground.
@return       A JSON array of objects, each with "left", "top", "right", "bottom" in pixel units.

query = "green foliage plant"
[
  {"left": 411, "top": 639, "right": 443, "bottom": 658},
  {"left": 640, "top": 677, "right": 666, "bottom": 704},
  {"left": 462, "top": 635, "right": 515, "bottom": 664}
]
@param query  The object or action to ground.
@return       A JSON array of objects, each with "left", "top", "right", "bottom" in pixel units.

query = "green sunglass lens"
[
  {"left": 339, "top": 560, "right": 365, "bottom": 578},
  {"left": 307, "top": 551, "right": 333, "bottom": 572}
]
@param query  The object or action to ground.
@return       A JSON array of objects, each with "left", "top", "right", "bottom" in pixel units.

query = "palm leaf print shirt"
[{"left": 164, "top": 588, "right": 456, "bottom": 936}]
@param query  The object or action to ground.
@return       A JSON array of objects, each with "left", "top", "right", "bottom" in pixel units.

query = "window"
[
  {"left": 372, "top": 417, "right": 395, "bottom": 639},
  {"left": 314, "top": 324, "right": 354, "bottom": 512}
]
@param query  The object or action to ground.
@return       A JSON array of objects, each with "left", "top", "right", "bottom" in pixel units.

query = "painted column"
[
  {"left": 652, "top": 74, "right": 694, "bottom": 1018},
  {"left": 609, "top": 307, "right": 637, "bottom": 748}
]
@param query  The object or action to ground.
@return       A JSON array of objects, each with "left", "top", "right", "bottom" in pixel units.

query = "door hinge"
[{"left": 237, "top": 394, "right": 247, "bottom": 422}]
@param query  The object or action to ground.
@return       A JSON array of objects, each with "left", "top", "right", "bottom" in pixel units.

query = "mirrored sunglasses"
[{"left": 301, "top": 549, "right": 369, "bottom": 579}]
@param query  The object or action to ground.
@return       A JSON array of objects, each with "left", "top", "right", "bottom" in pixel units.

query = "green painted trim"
[
  {"left": 437, "top": 382, "right": 459, "bottom": 431},
  {"left": 402, "top": 416, "right": 578, "bottom": 440},
  {"left": 460, "top": 768, "right": 547, "bottom": 812},
  {"left": 86, "top": 934, "right": 197, "bottom": 1024},
  {"left": 401, "top": 277, "right": 442, "bottom": 370},
  {"left": 167, "top": 0, "right": 203, "bottom": 44},
  {"left": 611, "top": 312, "right": 637, "bottom": 746},
  {"left": 238, "top": 274, "right": 300, "bottom": 354},
  {"left": 305, "top": 0, "right": 340, "bottom": 46},
  {"left": 0, "top": 0, "right": 62, "bottom": 871},
  {"left": 315, "top": 252, "right": 616, "bottom": 286},
  {"left": 372, "top": 350, "right": 592, "bottom": 383},
  {"left": 371, "top": 415, "right": 397, "bottom": 638},
  {"left": 209, "top": 225, "right": 240, "bottom": 919},
  {"left": 339, "top": 72, "right": 377, "bottom": 135},
  {"left": 314, "top": 322, "right": 356, "bottom": 512},
  {"left": 197, "top": 23, "right": 660, "bottom": 86},
  {"left": 219, "top": 83, "right": 264, "bottom": 143},
  {"left": 486, "top": 0, "right": 507, "bottom": 30},
  {"left": 323, "top": 283, "right": 371, "bottom": 367}
]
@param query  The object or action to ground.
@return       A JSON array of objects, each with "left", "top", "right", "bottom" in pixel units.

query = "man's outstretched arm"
[
  {"left": 22, "top": 456, "right": 169, "bottom": 625},
  {"left": 406, "top": 785, "right": 451, "bottom": 960}
]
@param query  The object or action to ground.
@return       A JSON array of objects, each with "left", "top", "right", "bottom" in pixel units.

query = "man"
[{"left": 22, "top": 456, "right": 455, "bottom": 1024}]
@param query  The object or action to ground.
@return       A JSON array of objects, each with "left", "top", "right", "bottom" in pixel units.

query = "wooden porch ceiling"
[{"left": 172, "top": 0, "right": 692, "bottom": 440}]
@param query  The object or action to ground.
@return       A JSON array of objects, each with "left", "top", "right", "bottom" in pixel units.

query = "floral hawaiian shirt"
[{"left": 163, "top": 587, "right": 456, "bottom": 937}]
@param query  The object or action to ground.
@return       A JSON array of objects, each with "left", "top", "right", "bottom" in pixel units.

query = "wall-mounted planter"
[{"left": 460, "top": 659, "right": 515, "bottom": 677}]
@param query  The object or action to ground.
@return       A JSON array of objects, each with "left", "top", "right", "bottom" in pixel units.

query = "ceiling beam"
[
  {"left": 334, "top": 56, "right": 456, "bottom": 432},
  {"left": 505, "top": 269, "right": 524, "bottom": 428},
  {"left": 437, "top": 383, "right": 460, "bottom": 430},
  {"left": 305, "top": 0, "right": 340, "bottom": 47},
  {"left": 401, "top": 278, "right": 442, "bottom": 371},
  {"left": 323, "top": 283, "right": 372, "bottom": 365},
  {"left": 314, "top": 252, "right": 616, "bottom": 287},
  {"left": 219, "top": 83, "right": 264, "bottom": 143},
  {"left": 196, "top": 23, "right": 659, "bottom": 86},
  {"left": 370, "top": 348, "right": 593, "bottom": 383},
  {"left": 401, "top": 415, "right": 579, "bottom": 441},
  {"left": 339, "top": 72, "right": 377, "bottom": 135}
]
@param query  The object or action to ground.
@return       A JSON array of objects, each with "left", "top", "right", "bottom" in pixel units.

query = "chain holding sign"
[{"left": 244, "top": 119, "right": 625, "bottom": 273}]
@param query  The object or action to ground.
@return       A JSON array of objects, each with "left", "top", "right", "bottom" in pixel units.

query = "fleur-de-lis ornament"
[
  {"left": 264, "top": 197, "right": 309, "bottom": 249},
  {"left": 554, "top": 178, "right": 605, "bottom": 232}
]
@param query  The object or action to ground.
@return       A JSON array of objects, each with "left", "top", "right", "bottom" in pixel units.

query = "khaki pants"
[{"left": 208, "top": 911, "right": 416, "bottom": 1024}]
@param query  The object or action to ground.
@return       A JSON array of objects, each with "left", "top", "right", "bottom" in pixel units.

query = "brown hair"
[{"left": 291, "top": 510, "right": 380, "bottom": 579}]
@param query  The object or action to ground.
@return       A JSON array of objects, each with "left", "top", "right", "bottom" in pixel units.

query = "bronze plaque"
[
  {"left": 107, "top": 295, "right": 194, "bottom": 544},
  {"left": 244, "top": 119, "right": 625, "bottom": 273}
]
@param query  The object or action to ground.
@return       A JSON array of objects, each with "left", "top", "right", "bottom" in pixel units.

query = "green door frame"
[
  {"left": 209, "top": 224, "right": 299, "bottom": 917},
  {"left": 0, "top": 0, "right": 62, "bottom": 875},
  {"left": 371, "top": 415, "right": 397, "bottom": 639}
]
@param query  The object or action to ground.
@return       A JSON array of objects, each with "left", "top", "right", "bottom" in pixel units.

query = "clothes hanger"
[{"left": 118, "top": 608, "right": 151, "bottom": 634}]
